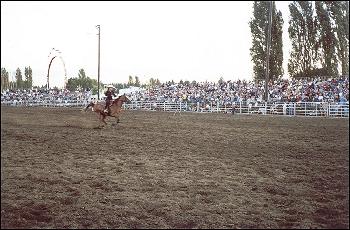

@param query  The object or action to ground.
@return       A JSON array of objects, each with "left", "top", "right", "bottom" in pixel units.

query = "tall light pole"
[
  {"left": 265, "top": 1, "right": 273, "bottom": 102},
  {"left": 96, "top": 25, "right": 101, "bottom": 100}
]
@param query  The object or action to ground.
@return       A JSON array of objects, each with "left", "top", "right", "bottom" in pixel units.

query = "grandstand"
[{"left": 1, "top": 76, "right": 349, "bottom": 118}]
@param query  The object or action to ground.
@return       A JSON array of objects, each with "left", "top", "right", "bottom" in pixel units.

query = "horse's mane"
[{"left": 112, "top": 95, "right": 124, "bottom": 104}]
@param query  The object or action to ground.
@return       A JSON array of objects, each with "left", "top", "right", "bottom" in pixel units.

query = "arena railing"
[
  {"left": 121, "top": 100, "right": 349, "bottom": 118},
  {"left": 0, "top": 99, "right": 90, "bottom": 107},
  {"left": 1, "top": 99, "right": 348, "bottom": 118}
]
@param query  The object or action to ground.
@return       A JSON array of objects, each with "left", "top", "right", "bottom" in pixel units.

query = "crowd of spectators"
[
  {"left": 127, "top": 76, "right": 349, "bottom": 105},
  {"left": 1, "top": 76, "right": 349, "bottom": 106},
  {"left": 1, "top": 88, "right": 92, "bottom": 105}
]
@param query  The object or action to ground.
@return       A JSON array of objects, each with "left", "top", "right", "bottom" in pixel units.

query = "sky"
[{"left": 1, "top": 1, "right": 291, "bottom": 88}]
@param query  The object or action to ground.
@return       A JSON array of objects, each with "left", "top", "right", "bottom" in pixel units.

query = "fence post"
[{"left": 316, "top": 103, "right": 318, "bottom": 116}]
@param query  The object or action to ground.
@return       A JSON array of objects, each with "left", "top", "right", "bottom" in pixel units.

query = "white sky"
[{"left": 1, "top": 1, "right": 291, "bottom": 88}]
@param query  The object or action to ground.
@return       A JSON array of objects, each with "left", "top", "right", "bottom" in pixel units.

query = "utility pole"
[
  {"left": 96, "top": 25, "right": 101, "bottom": 100},
  {"left": 265, "top": 1, "right": 273, "bottom": 102}
]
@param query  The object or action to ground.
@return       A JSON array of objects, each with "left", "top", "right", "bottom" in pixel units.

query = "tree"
[
  {"left": 15, "top": 68, "right": 23, "bottom": 89},
  {"left": 66, "top": 69, "right": 94, "bottom": 91},
  {"left": 324, "top": 1, "right": 349, "bottom": 75},
  {"left": 270, "top": 7, "right": 284, "bottom": 79},
  {"left": 91, "top": 79, "right": 103, "bottom": 95},
  {"left": 149, "top": 78, "right": 155, "bottom": 87},
  {"left": 78, "top": 68, "right": 93, "bottom": 90},
  {"left": 128, "top": 75, "right": 134, "bottom": 86},
  {"left": 24, "top": 66, "right": 33, "bottom": 89},
  {"left": 315, "top": 1, "right": 339, "bottom": 76},
  {"left": 288, "top": 1, "right": 319, "bottom": 78},
  {"left": 66, "top": 77, "right": 79, "bottom": 91},
  {"left": 78, "top": 68, "right": 86, "bottom": 79},
  {"left": 134, "top": 76, "right": 140, "bottom": 87},
  {"left": 250, "top": 1, "right": 284, "bottom": 81},
  {"left": 1, "top": 67, "right": 9, "bottom": 91}
]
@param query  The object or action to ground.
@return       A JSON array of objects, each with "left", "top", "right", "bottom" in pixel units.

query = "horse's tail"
[{"left": 84, "top": 102, "right": 93, "bottom": 112}]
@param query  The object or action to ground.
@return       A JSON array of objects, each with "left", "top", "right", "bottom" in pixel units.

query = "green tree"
[
  {"left": 24, "top": 66, "right": 33, "bottom": 89},
  {"left": 324, "top": 1, "right": 349, "bottom": 75},
  {"left": 149, "top": 78, "right": 155, "bottom": 87},
  {"left": 270, "top": 7, "right": 284, "bottom": 79},
  {"left": 15, "top": 68, "right": 23, "bottom": 89},
  {"left": 128, "top": 75, "right": 134, "bottom": 86},
  {"left": 24, "top": 67, "right": 28, "bottom": 89},
  {"left": 78, "top": 69, "right": 94, "bottom": 90},
  {"left": 250, "top": 1, "right": 284, "bottom": 81},
  {"left": 1, "top": 67, "right": 9, "bottom": 91},
  {"left": 66, "top": 69, "right": 94, "bottom": 91},
  {"left": 91, "top": 79, "right": 103, "bottom": 94},
  {"left": 315, "top": 1, "right": 339, "bottom": 76},
  {"left": 288, "top": 1, "right": 318, "bottom": 78},
  {"left": 134, "top": 76, "right": 140, "bottom": 87},
  {"left": 66, "top": 77, "right": 79, "bottom": 91}
]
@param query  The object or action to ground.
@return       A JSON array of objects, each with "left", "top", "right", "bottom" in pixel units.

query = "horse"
[{"left": 84, "top": 94, "right": 131, "bottom": 128}]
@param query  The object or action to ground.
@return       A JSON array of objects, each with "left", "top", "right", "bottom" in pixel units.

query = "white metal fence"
[
  {"left": 0, "top": 100, "right": 90, "bottom": 108},
  {"left": 121, "top": 101, "right": 349, "bottom": 118},
  {"left": 1, "top": 100, "right": 349, "bottom": 118}
]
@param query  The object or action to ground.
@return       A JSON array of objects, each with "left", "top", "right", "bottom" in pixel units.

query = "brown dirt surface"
[{"left": 1, "top": 106, "right": 349, "bottom": 229}]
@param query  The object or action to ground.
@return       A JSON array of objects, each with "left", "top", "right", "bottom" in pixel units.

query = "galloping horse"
[{"left": 84, "top": 94, "right": 131, "bottom": 127}]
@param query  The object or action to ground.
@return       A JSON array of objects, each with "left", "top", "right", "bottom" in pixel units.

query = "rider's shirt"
[{"left": 105, "top": 91, "right": 116, "bottom": 100}]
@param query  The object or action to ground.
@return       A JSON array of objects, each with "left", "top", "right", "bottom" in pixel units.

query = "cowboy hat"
[{"left": 106, "top": 85, "right": 116, "bottom": 89}]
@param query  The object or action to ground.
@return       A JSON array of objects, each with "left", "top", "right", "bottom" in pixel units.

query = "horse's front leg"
[
  {"left": 97, "top": 114, "right": 103, "bottom": 128},
  {"left": 98, "top": 113, "right": 107, "bottom": 128},
  {"left": 111, "top": 115, "right": 119, "bottom": 126},
  {"left": 102, "top": 115, "right": 108, "bottom": 126}
]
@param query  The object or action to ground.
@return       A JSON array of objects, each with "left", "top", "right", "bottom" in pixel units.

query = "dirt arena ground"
[{"left": 1, "top": 106, "right": 349, "bottom": 229}]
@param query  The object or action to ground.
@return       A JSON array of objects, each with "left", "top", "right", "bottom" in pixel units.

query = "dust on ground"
[{"left": 1, "top": 106, "right": 349, "bottom": 229}]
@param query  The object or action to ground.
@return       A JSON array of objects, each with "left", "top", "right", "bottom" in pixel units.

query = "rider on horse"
[{"left": 104, "top": 85, "right": 117, "bottom": 114}]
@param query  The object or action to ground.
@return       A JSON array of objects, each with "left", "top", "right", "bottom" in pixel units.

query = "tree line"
[
  {"left": 250, "top": 1, "right": 349, "bottom": 81},
  {"left": 1, "top": 67, "right": 33, "bottom": 91},
  {"left": 1, "top": 66, "right": 166, "bottom": 94}
]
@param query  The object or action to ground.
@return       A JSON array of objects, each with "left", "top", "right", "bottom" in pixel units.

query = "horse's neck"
[{"left": 115, "top": 100, "right": 123, "bottom": 107}]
